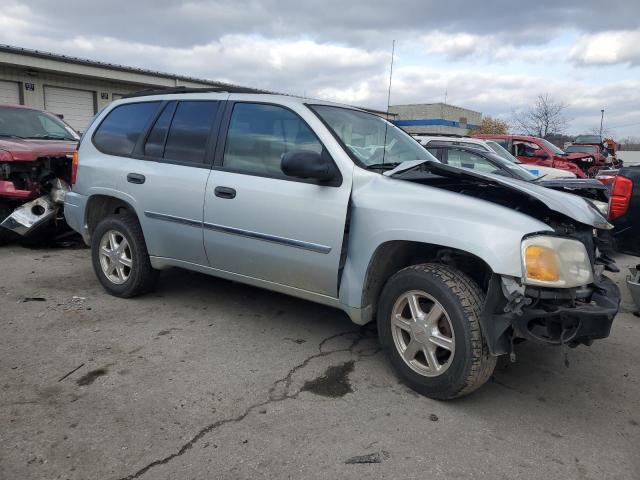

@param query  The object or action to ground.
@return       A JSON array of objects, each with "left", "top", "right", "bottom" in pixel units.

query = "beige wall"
[{"left": 0, "top": 50, "right": 222, "bottom": 113}]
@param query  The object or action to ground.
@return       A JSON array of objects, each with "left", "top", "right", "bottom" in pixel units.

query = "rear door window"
[
  {"left": 143, "top": 101, "right": 219, "bottom": 164},
  {"left": 164, "top": 101, "right": 219, "bottom": 163},
  {"left": 93, "top": 102, "right": 160, "bottom": 156}
]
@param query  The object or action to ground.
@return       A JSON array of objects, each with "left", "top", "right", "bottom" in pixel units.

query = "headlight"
[
  {"left": 521, "top": 235, "right": 593, "bottom": 288},
  {"left": 591, "top": 200, "right": 609, "bottom": 216},
  {"left": 583, "top": 156, "right": 594, "bottom": 163}
]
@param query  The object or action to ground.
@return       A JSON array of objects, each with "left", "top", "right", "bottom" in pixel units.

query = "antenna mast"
[{"left": 382, "top": 39, "right": 395, "bottom": 165}]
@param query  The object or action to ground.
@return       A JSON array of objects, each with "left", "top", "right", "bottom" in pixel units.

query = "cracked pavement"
[{"left": 1, "top": 244, "right": 639, "bottom": 479}]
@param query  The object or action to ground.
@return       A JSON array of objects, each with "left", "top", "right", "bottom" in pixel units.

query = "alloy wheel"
[
  {"left": 391, "top": 290, "right": 455, "bottom": 377},
  {"left": 98, "top": 229, "right": 133, "bottom": 285}
]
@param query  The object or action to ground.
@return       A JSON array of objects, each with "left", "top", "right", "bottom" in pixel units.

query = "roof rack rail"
[
  {"left": 122, "top": 85, "right": 270, "bottom": 99},
  {"left": 410, "top": 133, "right": 470, "bottom": 138}
]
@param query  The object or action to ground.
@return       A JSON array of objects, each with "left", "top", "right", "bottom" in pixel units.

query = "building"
[
  {"left": 389, "top": 103, "right": 482, "bottom": 136},
  {"left": 0, "top": 45, "right": 244, "bottom": 131}
]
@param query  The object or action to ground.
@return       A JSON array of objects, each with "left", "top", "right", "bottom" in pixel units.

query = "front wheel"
[
  {"left": 377, "top": 263, "right": 496, "bottom": 399},
  {"left": 91, "top": 213, "right": 158, "bottom": 298}
]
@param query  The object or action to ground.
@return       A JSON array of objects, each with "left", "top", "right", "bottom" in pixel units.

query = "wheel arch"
[
  {"left": 356, "top": 240, "right": 494, "bottom": 325},
  {"left": 85, "top": 194, "right": 138, "bottom": 238}
]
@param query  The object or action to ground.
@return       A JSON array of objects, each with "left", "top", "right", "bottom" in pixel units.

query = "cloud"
[
  {"left": 0, "top": 0, "right": 638, "bottom": 136},
  {"left": 570, "top": 30, "right": 640, "bottom": 66},
  {"left": 6, "top": 0, "right": 640, "bottom": 49}
]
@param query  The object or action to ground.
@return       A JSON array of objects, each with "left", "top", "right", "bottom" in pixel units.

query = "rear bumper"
[{"left": 64, "top": 191, "right": 90, "bottom": 244}]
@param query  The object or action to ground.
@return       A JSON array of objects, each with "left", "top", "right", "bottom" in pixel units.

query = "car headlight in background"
[
  {"left": 583, "top": 156, "right": 594, "bottom": 163},
  {"left": 521, "top": 235, "right": 593, "bottom": 288}
]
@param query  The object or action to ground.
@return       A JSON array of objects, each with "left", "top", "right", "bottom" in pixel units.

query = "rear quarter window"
[{"left": 92, "top": 102, "right": 160, "bottom": 156}]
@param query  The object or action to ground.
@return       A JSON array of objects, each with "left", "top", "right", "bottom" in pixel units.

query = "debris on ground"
[
  {"left": 345, "top": 451, "right": 389, "bottom": 464},
  {"left": 58, "top": 363, "right": 85, "bottom": 382},
  {"left": 18, "top": 297, "right": 46, "bottom": 303}
]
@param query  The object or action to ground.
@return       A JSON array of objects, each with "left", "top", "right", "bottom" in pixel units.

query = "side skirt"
[{"left": 148, "top": 256, "right": 365, "bottom": 324}]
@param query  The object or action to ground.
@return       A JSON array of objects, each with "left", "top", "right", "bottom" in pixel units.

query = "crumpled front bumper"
[
  {"left": 511, "top": 276, "right": 619, "bottom": 345},
  {"left": 481, "top": 275, "right": 620, "bottom": 355}
]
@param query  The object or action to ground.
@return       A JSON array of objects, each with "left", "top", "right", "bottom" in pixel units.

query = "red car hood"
[
  {"left": 564, "top": 152, "right": 593, "bottom": 160},
  {"left": 0, "top": 138, "right": 77, "bottom": 161}
]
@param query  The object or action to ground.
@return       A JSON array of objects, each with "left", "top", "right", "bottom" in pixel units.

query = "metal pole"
[{"left": 599, "top": 109, "right": 604, "bottom": 138}]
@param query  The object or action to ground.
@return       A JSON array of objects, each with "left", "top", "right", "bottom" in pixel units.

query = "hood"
[
  {"left": 564, "top": 151, "right": 593, "bottom": 160},
  {"left": 0, "top": 138, "right": 77, "bottom": 161},
  {"left": 391, "top": 160, "right": 611, "bottom": 229}
]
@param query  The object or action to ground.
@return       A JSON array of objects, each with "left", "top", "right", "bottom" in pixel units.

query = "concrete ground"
[{"left": 1, "top": 243, "right": 639, "bottom": 480}]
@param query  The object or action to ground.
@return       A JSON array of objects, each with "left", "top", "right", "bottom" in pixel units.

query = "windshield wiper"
[
  {"left": 26, "top": 134, "right": 75, "bottom": 141},
  {"left": 366, "top": 162, "right": 401, "bottom": 170},
  {"left": 0, "top": 133, "right": 25, "bottom": 139}
]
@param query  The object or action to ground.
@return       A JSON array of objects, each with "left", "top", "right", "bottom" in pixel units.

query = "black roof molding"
[{"left": 122, "top": 86, "right": 270, "bottom": 98}]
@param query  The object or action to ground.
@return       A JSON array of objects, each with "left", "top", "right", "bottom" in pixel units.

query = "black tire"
[
  {"left": 0, "top": 202, "right": 20, "bottom": 246},
  {"left": 377, "top": 263, "right": 496, "bottom": 399},
  {"left": 91, "top": 213, "right": 158, "bottom": 298}
]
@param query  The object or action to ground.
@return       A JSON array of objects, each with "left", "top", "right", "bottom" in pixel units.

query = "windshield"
[
  {"left": 309, "top": 105, "right": 434, "bottom": 167},
  {"left": 566, "top": 145, "right": 597, "bottom": 154},
  {"left": 539, "top": 138, "right": 566, "bottom": 155},
  {"left": 485, "top": 140, "right": 521, "bottom": 163},
  {"left": 574, "top": 135, "right": 601, "bottom": 144},
  {"left": 0, "top": 107, "right": 79, "bottom": 141}
]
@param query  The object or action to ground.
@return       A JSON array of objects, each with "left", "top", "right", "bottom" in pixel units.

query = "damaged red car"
[
  {"left": 0, "top": 104, "right": 79, "bottom": 244},
  {"left": 474, "top": 134, "right": 599, "bottom": 177}
]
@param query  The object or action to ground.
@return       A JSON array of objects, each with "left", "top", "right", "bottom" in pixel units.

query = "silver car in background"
[{"left": 65, "top": 89, "right": 620, "bottom": 399}]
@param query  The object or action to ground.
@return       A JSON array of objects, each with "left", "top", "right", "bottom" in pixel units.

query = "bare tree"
[{"left": 512, "top": 94, "right": 568, "bottom": 138}]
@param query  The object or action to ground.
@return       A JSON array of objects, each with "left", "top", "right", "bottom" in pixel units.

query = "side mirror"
[{"left": 281, "top": 150, "right": 336, "bottom": 182}]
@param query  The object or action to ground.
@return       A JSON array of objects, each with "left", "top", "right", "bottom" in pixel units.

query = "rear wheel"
[
  {"left": 377, "top": 263, "right": 496, "bottom": 399},
  {"left": 91, "top": 213, "right": 158, "bottom": 297}
]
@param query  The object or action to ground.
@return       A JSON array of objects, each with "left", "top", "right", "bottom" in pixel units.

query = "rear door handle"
[
  {"left": 127, "top": 173, "right": 146, "bottom": 184},
  {"left": 214, "top": 186, "right": 236, "bottom": 199}
]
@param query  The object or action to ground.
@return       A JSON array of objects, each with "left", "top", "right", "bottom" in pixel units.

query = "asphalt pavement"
[{"left": 1, "top": 244, "right": 639, "bottom": 479}]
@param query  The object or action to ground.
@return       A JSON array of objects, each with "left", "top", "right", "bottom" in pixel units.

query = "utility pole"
[{"left": 599, "top": 109, "right": 605, "bottom": 138}]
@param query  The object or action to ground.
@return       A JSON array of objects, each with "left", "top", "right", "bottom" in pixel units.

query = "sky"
[{"left": 1, "top": 1, "right": 639, "bottom": 138}]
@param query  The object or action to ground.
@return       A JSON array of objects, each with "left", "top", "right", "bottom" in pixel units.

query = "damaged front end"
[
  {"left": 0, "top": 156, "right": 72, "bottom": 239},
  {"left": 394, "top": 161, "right": 621, "bottom": 357}
]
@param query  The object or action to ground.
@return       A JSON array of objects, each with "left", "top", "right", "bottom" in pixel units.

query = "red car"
[
  {"left": 474, "top": 134, "right": 598, "bottom": 178},
  {"left": 567, "top": 139, "right": 622, "bottom": 169},
  {"left": 0, "top": 104, "right": 78, "bottom": 244}
]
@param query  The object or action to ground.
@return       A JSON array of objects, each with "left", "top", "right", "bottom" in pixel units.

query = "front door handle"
[
  {"left": 214, "top": 186, "right": 236, "bottom": 199},
  {"left": 127, "top": 173, "right": 146, "bottom": 184}
]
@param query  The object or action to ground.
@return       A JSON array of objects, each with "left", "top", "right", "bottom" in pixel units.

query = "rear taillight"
[
  {"left": 71, "top": 151, "right": 79, "bottom": 185},
  {"left": 608, "top": 175, "right": 633, "bottom": 221}
]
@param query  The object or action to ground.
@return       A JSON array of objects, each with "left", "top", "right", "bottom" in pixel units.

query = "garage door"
[
  {"left": 44, "top": 86, "right": 95, "bottom": 131},
  {"left": 0, "top": 80, "right": 20, "bottom": 105}
]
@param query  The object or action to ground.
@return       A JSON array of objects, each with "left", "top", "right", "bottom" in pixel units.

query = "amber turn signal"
[{"left": 524, "top": 245, "right": 560, "bottom": 282}]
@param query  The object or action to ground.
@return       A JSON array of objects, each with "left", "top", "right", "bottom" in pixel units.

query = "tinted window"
[
  {"left": 144, "top": 102, "right": 176, "bottom": 157},
  {"left": 93, "top": 102, "right": 160, "bottom": 156},
  {"left": 163, "top": 101, "right": 218, "bottom": 163},
  {"left": 223, "top": 103, "right": 323, "bottom": 178}
]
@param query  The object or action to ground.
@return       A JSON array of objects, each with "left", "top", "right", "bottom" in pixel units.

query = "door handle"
[
  {"left": 214, "top": 186, "right": 236, "bottom": 199},
  {"left": 127, "top": 173, "right": 146, "bottom": 184}
]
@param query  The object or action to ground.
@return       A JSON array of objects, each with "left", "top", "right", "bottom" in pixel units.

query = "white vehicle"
[{"left": 414, "top": 136, "right": 576, "bottom": 180}]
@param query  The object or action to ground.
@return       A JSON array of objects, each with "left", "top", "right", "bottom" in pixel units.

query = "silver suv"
[{"left": 65, "top": 89, "right": 620, "bottom": 399}]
